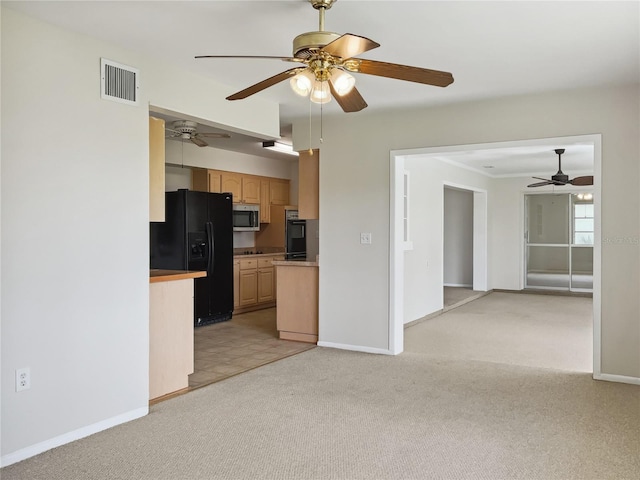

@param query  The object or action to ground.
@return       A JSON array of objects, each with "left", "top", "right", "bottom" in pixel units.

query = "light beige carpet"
[
  {"left": 407, "top": 291, "right": 593, "bottom": 372},
  {"left": 3, "top": 293, "right": 638, "bottom": 480}
]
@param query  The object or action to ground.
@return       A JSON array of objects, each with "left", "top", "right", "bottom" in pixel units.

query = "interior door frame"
[{"left": 389, "top": 134, "right": 602, "bottom": 377}]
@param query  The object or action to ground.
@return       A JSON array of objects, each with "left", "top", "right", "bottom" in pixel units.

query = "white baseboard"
[
  {"left": 593, "top": 373, "right": 640, "bottom": 386},
  {"left": 1, "top": 406, "right": 148, "bottom": 467},
  {"left": 317, "top": 341, "right": 394, "bottom": 356},
  {"left": 444, "top": 283, "right": 473, "bottom": 288}
]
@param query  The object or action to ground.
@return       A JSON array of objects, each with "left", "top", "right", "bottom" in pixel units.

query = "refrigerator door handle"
[{"left": 206, "top": 221, "right": 215, "bottom": 274}]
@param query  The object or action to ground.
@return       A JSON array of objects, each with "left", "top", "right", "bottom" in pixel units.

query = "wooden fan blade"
[
  {"left": 349, "top": 59, "right": 454, "bottom": 87},
  {"left": 197, "top": 133, "right": 231, "bottom": 139},
  {"left": 190, "top": 137, "right": 208, "bottom": 148},
  {"left": 328, "top": 80, "right": 367, "bottom": 112},
  {"left": 528, "top": 180, "right": 554, "bottom": 187},
  {"left": 570, "top": 175, "right": 594, "bottom": 186},
  {"left": 321, "top": 33, "right": 380, "bottom": 59},
  {"left": 195, "top": 55, "right": 303, "bottom": 64},
  {"left": 226, "top": 68, "right": 304, "bottom": 100}
]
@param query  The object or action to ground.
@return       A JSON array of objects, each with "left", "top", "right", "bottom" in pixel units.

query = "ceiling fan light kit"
[{"left": 196, "top": 0, "right": 454, "bottom": 113}]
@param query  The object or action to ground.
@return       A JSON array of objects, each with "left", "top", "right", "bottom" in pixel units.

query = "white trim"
[
  {"left": 444, "top": 283, "right": 473, "bottom": 288},
  {"left": 317, "top": 341, "right": 394, "bottom": 356},
  {"left": 591, "top": 135, "right": 603, "bottom": 380},
  {"left": 593, "top": 373, "right": 640, "bottom": 386},
  {"left": 388, "top": 154, "right": 405, "bottom": 355},
  {"left": 1, "top": 407, "right": 148, "bottom": 467}
]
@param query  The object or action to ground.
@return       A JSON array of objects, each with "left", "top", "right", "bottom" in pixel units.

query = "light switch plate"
[{"left": 360, "top": 232, "right": 372, "bottom": 244}]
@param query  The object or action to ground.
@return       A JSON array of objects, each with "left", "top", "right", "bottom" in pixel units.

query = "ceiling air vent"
[{"left": 100, "top": 58, "right": 139, "bottom": 106}]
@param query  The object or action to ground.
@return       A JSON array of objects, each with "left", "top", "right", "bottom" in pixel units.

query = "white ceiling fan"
[{"left": 165, "top": 120, "right": 231, "bottom": 148}]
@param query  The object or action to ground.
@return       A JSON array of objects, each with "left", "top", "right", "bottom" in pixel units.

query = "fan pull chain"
[
  {"left": 308, "top": 91, "right": 313, "bottom": 155},
  {"left": 320, "top": 98, "right": 324, "bottom": 144}
]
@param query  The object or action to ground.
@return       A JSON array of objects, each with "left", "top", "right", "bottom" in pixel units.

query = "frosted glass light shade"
[
  {"left": 330, "top": 69, "right": 355, "bottom": 96},
  {"left": 290, "top": 71, "right": 314, "bottom": 96},
  {"left": 310, "top": 81, "right": 331, "bottom": 104}
]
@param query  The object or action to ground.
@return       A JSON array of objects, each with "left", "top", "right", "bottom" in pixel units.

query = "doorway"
[{"left": 389, "top": 134, "right": 601, "bottom": 376}]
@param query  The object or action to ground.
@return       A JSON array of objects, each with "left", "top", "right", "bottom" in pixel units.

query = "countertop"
[
  {"left": 272, "top": 260, "right": 319, "bottom": 267},
  {"left": 233, "top": 248, "right": 285, "bottom": 259},
  {"left": 149, "top": 270, "right": 207, "bottom": 283}
]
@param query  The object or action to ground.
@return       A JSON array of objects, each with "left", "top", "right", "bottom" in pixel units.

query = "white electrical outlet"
[
  {"left": 360, "top": 232, "right": 372, "bottom": 244},
  {"left": 16, "top": 367, "right": 31, "bottom": 392}
]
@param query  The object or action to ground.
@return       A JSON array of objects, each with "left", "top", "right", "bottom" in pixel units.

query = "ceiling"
[{"left": 7, "top": 0, "right": 637, "bottom": 171}]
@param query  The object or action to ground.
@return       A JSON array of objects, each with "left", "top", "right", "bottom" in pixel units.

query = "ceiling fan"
[
  {"left": 165, "top": 120, "right": 231, "bottom": 148},
  {"left": 196, "top": 0, "right": 454, "bottom": 113},
  {"left": 527, "top": 149, "right": 594, "bottom": 188}
]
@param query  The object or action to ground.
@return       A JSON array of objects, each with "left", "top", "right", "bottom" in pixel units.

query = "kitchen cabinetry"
[
  {"left": 273, "top": 260, "right": 319, "bottom": 344},
  {"left": 221, "top": 172, "right": 242, "bottom": 201},
  {"left": 242, "top": 175, "right": 261, "bottom": 204},
  {"left": 257, "top": 257, "right": 276, "bottom": 303},
  {"left": 239, "top": 258, "right": 258, "bottom": 306},
  {"left": 233, "top": 259, "right": 240, "bottom": 308},
  {"left": 298, "top": 149, "right": 319, "bottom": 220},
  {"left": 149, "top": 116, "right": 166, "bottom": 222},
  {"left": 234, "top": 254, "right": 283, "bottom": 313},
  {"left": 208, "top": 170, "right": 222, "bottom": 193},
  {"left": 260, "top": 179, "right": 271, "bottom": 223},
  {"left": 191, "top": 169, "right": 289, "bottom": 210},
  {"left": 270, "top": 178, "right": 290, "bottom": 206},
  {"left": 149, "top": 270, "right": 206, "bottom": 401}
]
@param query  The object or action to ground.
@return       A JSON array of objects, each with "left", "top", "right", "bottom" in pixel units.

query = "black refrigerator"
[{"left": 150, "top": 189, "right": 234, "bottom": 327}]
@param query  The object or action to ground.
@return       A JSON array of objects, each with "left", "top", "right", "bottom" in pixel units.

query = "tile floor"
[{"left": 188, "top": 307, "right": 316, "bottom": 390}]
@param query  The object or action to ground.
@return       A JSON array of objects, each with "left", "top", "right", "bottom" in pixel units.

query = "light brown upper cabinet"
[
  {"left": 260, "top": 178, "right": 271, "bottom": 223},
  {"left": 191, "top": 168, "right": 289, "bottom": 211},
  {"left": 221, "top": 172, "right": 242, "bottom": 201},
  {"left": 270, "top": 178, "right": 290, "bottom": 206},
  {"left": 208, "top": 171, "right": 222, "bottom": 193},
  {"left": 149, "top": 116, "right": 166, "bottom": 222},
  {"left": 298, "top": 149, "right": 319, "bottom": 219},
  {"left": 242, "top": 175, "right": 261, "bottom": 204}
]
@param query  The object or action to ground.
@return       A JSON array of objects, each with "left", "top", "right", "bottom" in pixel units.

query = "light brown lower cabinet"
[
  {"left": 274, "top": 262, "right": 318, "bottom": 344},
  {"left": 149, "top": 277, "right": 196, "bottom": 401},
  {"left": 233, "top": 260, "right": 240, "bottom": 308},
  {"left": 234, "top": 254, "right": 283, "bottom": 314},
  {"left": 257, "top": 257, "right": 275, "bottom": 303},
  {"left": 239, "top": 258, "right": 258, "bottom": 307}
]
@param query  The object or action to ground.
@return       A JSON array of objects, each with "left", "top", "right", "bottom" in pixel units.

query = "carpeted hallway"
[{"left": 2, "top": 292, "right": 638, "bottom": 480}]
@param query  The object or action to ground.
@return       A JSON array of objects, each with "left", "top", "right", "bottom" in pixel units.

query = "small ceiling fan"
[
  {"left": 196, "top": 0, "right": 454, "bottom": 112},
  {"left": 165, "top": 120, "right": 231, "bottom": 148},
  {"left": 527, "top": 149, "right": 594, "bottom": 188}
]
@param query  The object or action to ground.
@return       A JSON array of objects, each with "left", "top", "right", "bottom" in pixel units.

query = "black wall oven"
[{"left": 285, "top": 209, "right": 306, "bottom": 260}]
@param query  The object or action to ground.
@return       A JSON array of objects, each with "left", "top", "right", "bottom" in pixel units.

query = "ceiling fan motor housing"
[
  {"left": 293, "top": 31, "right": 341, "bottom": 59},
  {"left": 171, "top": 120, "right": 198, "bottom": 139}
]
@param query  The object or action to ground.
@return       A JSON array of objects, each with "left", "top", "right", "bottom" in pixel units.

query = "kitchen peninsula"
[
  {"left": 149, "top": 269, "right": 206, "bottom": 401},
  {"left": 272, "top": 259, "right": 319, "bottom": 343}
]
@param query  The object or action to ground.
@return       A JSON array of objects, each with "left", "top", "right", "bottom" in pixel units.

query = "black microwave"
[{"left": 232, "top": 204, "right": 260, "bottom": 231}]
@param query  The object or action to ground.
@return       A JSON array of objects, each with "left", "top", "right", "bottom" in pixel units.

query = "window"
[
  {"left": 573, "top": 200, "right": 594, "bottom": 245},
  {"left": 403, "top": 170, "right": 413, "bottom": 250}
]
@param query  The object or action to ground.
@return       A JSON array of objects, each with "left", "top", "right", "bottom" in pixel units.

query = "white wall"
[
  {"left": 1, "top": 7, "right": 280, "bottom": 464},
  {"left": 444, "top": 188, "right": 474, "bottom": 287},
  {"left": 402, "top": 159, "right": 491, "bottom": 324},
  {"left": 294, "top": 84, "right": 639, "bottom": 378},
  {"left": 164, "top": 140, "right": 293, "bottom": 180}
]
